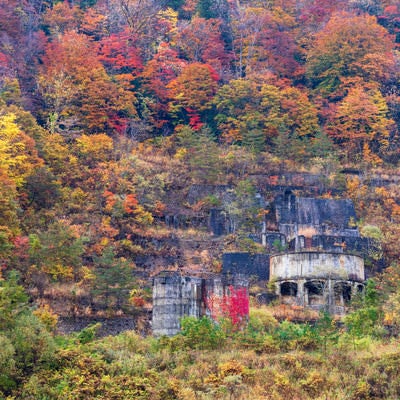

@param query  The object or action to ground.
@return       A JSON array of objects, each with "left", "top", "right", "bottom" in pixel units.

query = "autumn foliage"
[
  {"left": 0, "top": 0, "right": 398, "bottom": 331},
  {"left": 205, "top": 285, "right": 249, "bottom": 328}
]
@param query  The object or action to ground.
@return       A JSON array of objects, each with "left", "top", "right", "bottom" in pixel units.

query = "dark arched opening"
[
  {"left": 305, "top": 280, "right": 324, "bottom": 306},
  {"left": 334, "top": 282, "right": 352, "bottom": 305},
  {"left": 280, "top": 281, "right": 298, "bottom": 297}
]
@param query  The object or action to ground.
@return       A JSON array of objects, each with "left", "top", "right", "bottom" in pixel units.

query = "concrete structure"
[
  {"left": 268, "top": 191, "right": 368, "bottom": 313},
  {"left": 270, "top": 251, "right": 364, "bottom": 313},
  {"left": 222, "top": 253, "right": 270, "bottom": 281},
  {"left": 152, "top": 190, "right": 375, "bottom": 335},
  {"left": 270, "top": 252, "right": 364, "bottom": 282},
  {"left": 152, "top": 273, "right": 203, "bottom": 336},
  {"left": 152, "top": 271, "right": 249, "bottom": 336},
  {"left": 221, "top": 190, "right": 374, "bottom": 313}
]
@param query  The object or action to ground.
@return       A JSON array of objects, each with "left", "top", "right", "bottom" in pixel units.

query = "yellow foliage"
[
  {"left": 33, "top": 304, "right": 59, "bottom": 332},
  {"left": 174, "top": 147, "right": 187, "bottom": 160},
  {"left": 42, "top": 263, "right": 74, "bottom": 280},
  {"left": 0, "top": 112, "right": 42, "bottom": 186},
  {"left": 76, "top": 133, "right": 113, "bottom": 162},
  {"left": 218, "top": 360, "right": 245, "bottom": 378}
]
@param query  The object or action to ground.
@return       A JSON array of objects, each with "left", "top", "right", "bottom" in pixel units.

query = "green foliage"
[
  {"left": 197, "top": 0, "right": 218, "bottom": 19},
  {"left": 272, "top": 238, "right": 287, "bottom": 252},
  {"left": 92, "top": 246, "right": 136, "bottom": 311},
  {"left": 360, "top": 224, "right": 383, "bottom": 241},
  {"left": 27, "top": 221, "right": 87, "bottom": 281},
  {"left": 180, "top": 316, "right": 226, "bottom": 350},
  {"left": 273, "top": 320, "right": 317, "bottom": 351},
  {"left": 77, "top": 322, "right": 102, "bottom": 344},
  {"left": 225, "top": 179, "right": 262, "bottom": 235},
  {"left": 344, "top": 279, "right": 384, "bottom": 346},
  {"left": 0, "top": 271, "right": 28, "bottom": 330},
  {"left": 176, "top": 125, "right": 222, "bottom": 184},
  {"left": 313, "top": 311, "right": 339, "bottom": 354},
  {"left": 24, "top": 166, "right": 61, "bottom": 209},
  {"left": 0, "top": 273, "right": 56, "bottom": 396},
  {"left": 9, "top": 313, "right": 56, "bottom": 374},
  {"left": 0, "top": 335, "right": 17, "bottom": 395},
  {"left": 248, "top": 307, "right": 278, "bottom": 333}
]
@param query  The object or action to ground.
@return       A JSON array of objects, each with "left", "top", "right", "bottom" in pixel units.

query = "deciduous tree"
[
  {"left": 328, "top": 85, "right": 393, "bottom": 161},
  {"left": 167, "top": 62, "right": 219, "bottom": 125},
  {"left": 306, "top": 12, "right": 396, "bottom": 96}
]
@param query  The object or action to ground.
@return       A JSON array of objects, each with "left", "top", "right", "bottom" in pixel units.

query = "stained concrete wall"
[
  {"left": 152, "top": 273, "right": 203, "bottom": 337},
  {"left": 273, "top": 191, "right": 360, "bottom": 242},
  {"left": 152, "top": 272, "right": 249, "bottom": 336},
  {"left": 222, "top": 253, "right": 270, "bottom": 280},
  {"left": 295, "top": 198, "right": 357, "bottom": 228},
  {"left": 270, "top": 252, "right": 365, "bottom": 282}
]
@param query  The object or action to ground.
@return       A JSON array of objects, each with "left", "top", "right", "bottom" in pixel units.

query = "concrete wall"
[
  {"left": 152, "top": 272, "right": 249, "bottom": 336},
  {"left": 273, "top": 191, "right": 360, "bottom": 243},
  {"left": 270, "top": 252, "right": 365, "bottom": 282},
  {"left": 152, "top": 273, "right": 203, "bottom": 337},
  {"left": 222, "top": 253, "right": 270, "bottom": 280}
]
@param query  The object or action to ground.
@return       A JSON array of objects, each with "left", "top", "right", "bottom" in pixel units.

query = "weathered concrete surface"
[
  {"left": 273, "top": 191, "right": 360, "bottom": 242},
  {"left": 152, "top": 273, "right": 203, "bottom": 337},
  {"left": 152, "top": 271, "right": 249, "bottom": 336},
  {"left": 270, "top": 252, "right": 364, "bottom": 282},
  {"left": 222, "top": 253, "right": 270, "bottom": 281}
]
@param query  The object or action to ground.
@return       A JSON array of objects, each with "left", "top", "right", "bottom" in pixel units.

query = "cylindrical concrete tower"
[{"left": 270, "top": 251, "right": 365, "bottom": 314}]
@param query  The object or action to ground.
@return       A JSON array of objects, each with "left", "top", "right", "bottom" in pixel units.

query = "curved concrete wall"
[{"left": 270, "top": 252, "right": 364, "bottom": 282}]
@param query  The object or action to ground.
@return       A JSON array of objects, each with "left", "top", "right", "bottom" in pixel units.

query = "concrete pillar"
[
  {"left": 276, "top": 281, "right": 281, "bottom": 297},
  {"left": 297, "top": 279, "right": 306, "bottom": 306}
]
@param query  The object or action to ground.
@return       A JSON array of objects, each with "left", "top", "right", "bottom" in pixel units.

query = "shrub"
[{"left": 180, "top": 316, "right": 226, "bottom": 350}]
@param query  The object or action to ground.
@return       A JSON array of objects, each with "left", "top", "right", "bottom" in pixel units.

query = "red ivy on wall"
[{"left": 205, "top": 285, "right": 249, "bottom": 328}]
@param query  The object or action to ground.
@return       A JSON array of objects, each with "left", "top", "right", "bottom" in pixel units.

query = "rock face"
[{"left": 152, "top": 271, "right": 249, "bottom": 336}]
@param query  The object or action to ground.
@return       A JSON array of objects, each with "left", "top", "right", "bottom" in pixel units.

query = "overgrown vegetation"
[
  {"left": 1, "top": 0, "right": 400, "bottom": 397},
  {"left": 2, "top": 272, "right": 400, "bottom": 399}
]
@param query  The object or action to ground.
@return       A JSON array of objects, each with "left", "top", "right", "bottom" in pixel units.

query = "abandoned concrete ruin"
[
  {"left": 152, "top": 272, "right": 249, "bottom": 336},
  {"left": 152, "top": 189, "right": 376, "bottom": 335},
  {"left": 224, "top": 190, "right": 374, "bottom": 314}
]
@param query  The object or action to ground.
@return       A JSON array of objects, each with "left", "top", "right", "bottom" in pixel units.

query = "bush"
[
  {"left": 0, "top": 335, "right": 16, "bottom": 395},
  {"left": 77, "top": 322, "right": 102, "bottom": 344},
  {"left": 248, "top": 307, "right": 279, "bottom": 333},
  {"left": 180, "top": 316, "right": 226, "bottom": 350},
  {"left": 274, "top": 320, "right": 316, "bottom": 351}
]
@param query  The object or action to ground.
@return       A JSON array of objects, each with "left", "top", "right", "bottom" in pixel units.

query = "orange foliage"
[{"left": 123, "top": 194, "right": 139, "bottom": 214}]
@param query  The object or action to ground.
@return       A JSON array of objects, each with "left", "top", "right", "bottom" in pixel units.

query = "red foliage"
[
  {"left": 13, "top": 236, "right": 29, "bottom": 260},
  {"left": 187, "top": 109, "right": 204, "bottom": 130},
  {"left": 153, "top": 200, "right": 166, "bottom": 217},
  {"left": 175, "top": 17, "right": 230, "bottom": 75},
  {"left": 103, "top": 190, "right": 116, "bottom": 212},
  {"left": 0, "top": 52, "right": 9, "bottom": 66},
  {"left": 205, "top": 285, "right": 249, "bottom": 327},
  {"left": 131, "top": 296, "right": 145, "bottom": 307},
  {"left": 226, "top": 286, "right": 249, "bottom": 326},
  {"left": 140, "top": 42, "right": 187, "bottom": 129},
  {"left": 123, "top": 194, "right": 139, "bottom": 214},
  {"left": 108, "top": 115, "right": 129, "bottom": 135},
  {"left": 98, "top": 29, "right": 143, "bottom": 77}
]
